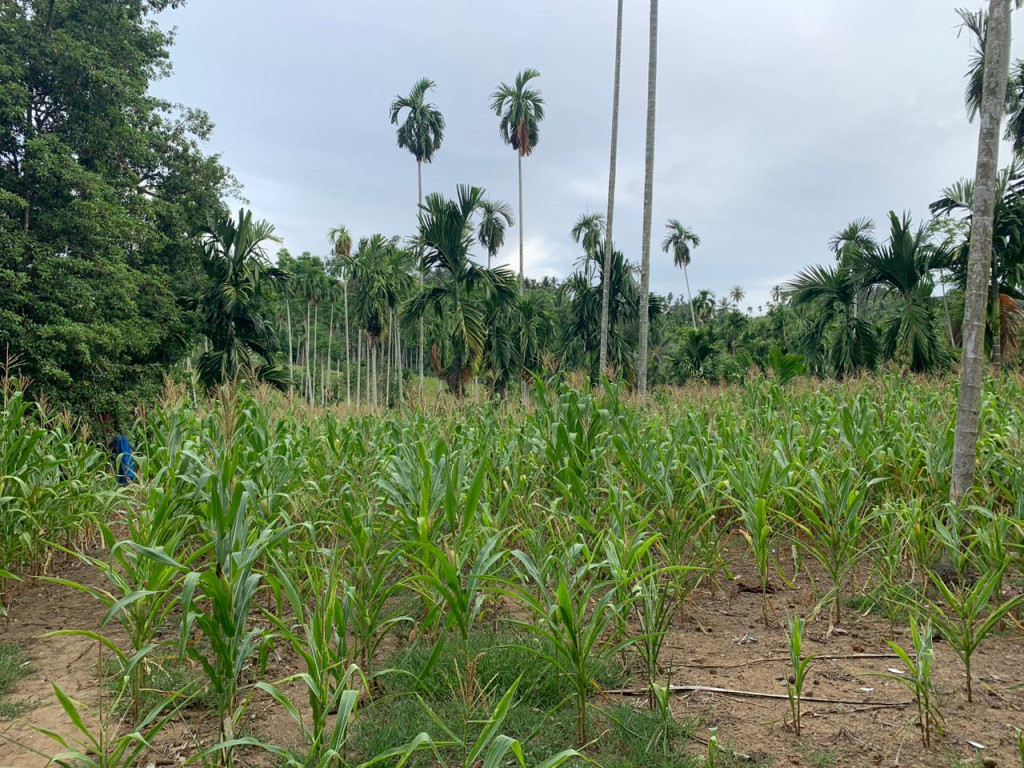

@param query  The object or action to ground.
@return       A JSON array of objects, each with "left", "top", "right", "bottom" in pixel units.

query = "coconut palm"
[
  {"left": 390, "top": 77, "right": 445, "bottom": 398},
  {"left": 600, "top": 0, "right": 625, "bottom": 375},
  {"left": 196, "top": 208, "right": 287, "bottom": 389},
  {"left": 637, "top": 0, "right": 660, "bottom": 395},
  {"left": 730, "top": 285, "right": 746, "bottom": 308},
  {"left": 477, "top": 198, "right": 515, "bottom": 270},
  {"left": 328, "top": 226, "right": 354, "bottom": 406},
  {"left": 406, "top": 185, "right": 517, "bottom": 396},
  {"left": 491, "top": 68, "right": 545, "bottom": 290},
  {"left": 662, "top": 220, "right": 700, "bottom": 328}
]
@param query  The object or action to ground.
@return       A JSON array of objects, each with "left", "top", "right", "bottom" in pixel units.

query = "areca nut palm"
[
  {"left": 406, "top": 185, "right": 517, "bottom": 396},
  {"left": 477, "top": 198, "right": 515, "bottom": 270},
  {"left": 662, "top": 220, "right": 700, "bottom": 328},
  {"left": 491, "top": 68, "right": 545, "bottom": 291},
  {"left": 390, "top": 77, "right": 445, "bottom": 398},
  {"left": 197, "top": 208, "right": 286, "bottom": 390}
]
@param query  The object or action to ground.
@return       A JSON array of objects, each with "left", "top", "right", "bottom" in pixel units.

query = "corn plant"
[
  {"left": 737, "top": 498, "right": 775, "bottom": 626},
  {"left": 706, "top": 726, "right": 719, "bottom": 768},
  {"left": 785, "top": 614, "right": 815, "bottom": 736},
  {"left": 874, "top": 616, "right": 942, "bottom": 747},
  {"left": 510, "top": 544, "right": 633, "bottom": 745},
  {"left": 260, "top": 550, "right": 359, "bottom": 766},
  {"left": 787, "top": 468, "right": 879, "bottom": 626},
  {"left": 407, "top": 531, "right": 505, "bottom": 705},
  {"left": 335, "top": 503, "right": 411, "bottom": 682},
  {"left": 925, "top": 562, "right": 1023, "bottom": 703},
  {"left": 179, "top": 464, "right": 296, "bottom": 768}
]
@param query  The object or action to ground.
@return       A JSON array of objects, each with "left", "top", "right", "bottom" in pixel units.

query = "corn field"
[{"left": 2, "top": 374, "right": 1024, "bottom": 767}]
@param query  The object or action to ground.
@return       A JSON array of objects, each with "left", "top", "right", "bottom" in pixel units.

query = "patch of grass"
[
  {"left": 381, "top": 628, "right": 626, "bottom": 710},
  {"left": 102, "top": 653, "right": 217, "bottom": 715},
  {"left": 0, "top": 643, "right": 32, "bottom": 719},
  {"left": 844, "top": 583, "right": 922, "bottom": 620},
  {"left": 351, "top": 630, "right": 697, "bottom": 767},
  {"left": 800, "top": 741, "right": 839, "bottom": 767}
]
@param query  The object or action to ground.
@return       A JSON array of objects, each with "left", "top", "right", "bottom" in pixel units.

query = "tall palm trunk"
[
  {"left": 600, "top": 0, "right": 624, "bottom": 375},
  {"left": 344, "top": 279, "right": 351, "bottom": 407},
  {"left": 636, "top": 0, "right": 659, "bottom": 396},
  {"left": 356, "top": 333, "right": 362, "bottom": 406},
  {"left": 371, "top": 337, "right": 378, "bottom": 409},
  {"left": 518, "top": 153, "right": 525, "bottom": 294},
  {"left": 304, "top": 301, "right": 312, "bottom": 402},
  {"left": 285, "top": 289, "right": 294, "bottom": 390},
  {"left": 683, "top": 262, "right": 697, "bottom": 328},
  {"left": 418, "top": 159, "right": 425, "bottom": 401},
  {"left": 952, "top": 0, "right": 1012, "bottom": 504},
  {"left": 325, "top": 299, "right": 335, "bottom": 405},
  {"left": 311, "top": 302, "right": 319, "bottom": 406}
]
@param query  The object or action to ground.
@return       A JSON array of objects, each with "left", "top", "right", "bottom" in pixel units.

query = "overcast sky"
[{"left": 152, "top": 1, "right": 1020, "bottom": 311}]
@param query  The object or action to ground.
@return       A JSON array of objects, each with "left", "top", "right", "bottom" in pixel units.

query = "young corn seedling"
[
  {"left": 925, "top": 561, "right": 1023, "bottom": 703},
  {"left": 707, "top": 726, "right": 719, "bottom": 768},
  {"left": 738, "top": 498, "right": 775, "bottom": 626},
  {"left": 873, "top": 616, "right": 942, "bottom": 747},
  {"left": 785, "top": 614, "right": 815, "bottom": 736}
]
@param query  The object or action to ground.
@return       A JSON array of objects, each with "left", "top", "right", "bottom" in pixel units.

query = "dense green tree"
[{"left": 0, "top": 0, "right": 231, "bottom": 422}]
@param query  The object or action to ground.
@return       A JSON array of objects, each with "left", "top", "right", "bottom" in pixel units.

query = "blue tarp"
[{"left": 113, "top": 434, "right": 136, "bottom": 485}]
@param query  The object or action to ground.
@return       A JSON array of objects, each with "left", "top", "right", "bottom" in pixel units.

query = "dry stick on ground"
[
  {"left": 605, "top": 684, "right": 911, "bottom": 708},
  {"left": 670, "top": 652, "right": 904, "bottom": 670}
]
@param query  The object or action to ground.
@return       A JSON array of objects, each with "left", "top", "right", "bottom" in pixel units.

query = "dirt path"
[{"left": 0, "top": 557, "right": 108, "bottom": 768}]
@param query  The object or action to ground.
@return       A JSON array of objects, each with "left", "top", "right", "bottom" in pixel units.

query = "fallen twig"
[
  {"left": 669, "top": 652, "right": 903, "bottom": 670},
  {"left": 605, "top": 683, "right": 911, "bottom": 708}
]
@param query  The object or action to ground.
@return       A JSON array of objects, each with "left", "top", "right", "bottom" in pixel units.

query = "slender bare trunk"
[
  {"left": 600, "top": 0, "right": 624, "bottom": 376},
  {"left": 311, "top": 303, "right": 319, "bottom": 406},
  {"left": 385, "top": 314, "right": 393, "bottom": 406},
  {"left": 951, "top": 0, "right": 1011, "bottom": 504},
  {"left": 518, "top": 153, "right": 525, "bottom": 294},
  {"left": 683, "top": 262, "right": 696, "bottom": 329},
  {"left": 305, "top": 301, "right": 312, "bottom": 403},
  {"left": 941, "top": 270, "right": 955, "bottom": 347},
  {"left": 418, "top": 159, "right": 425, "bottom": 401},
  {"left": 325, "top": 300, "right": 335, "bottom": 405},
  {"left": 344, "top": 280, "right": 351, "bottom": 407},
  {"left": 356, "top": 334, "right": 362, "bottom": 406},
  {"left": 637, "top": 0, "right": 659, "bottom": 396},
  {"left": 372, "top": 339, "right": 378, "bottom": 409},
  {"left": 285, "top": 291, "right": 293, "bottom": 390}
]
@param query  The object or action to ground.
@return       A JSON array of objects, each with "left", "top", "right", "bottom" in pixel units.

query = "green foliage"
[
  {"left": 876, "top": 617, "right": 942, "bottom": 747},
  {"left": 785, "top": 615, "right": 815, "bottom": 737},
  {"left": 0, "top": 0, "right": 231, "bottom": 421},
  {"left": 0, "top": 644, "right": 31, "bottom": 719}
]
